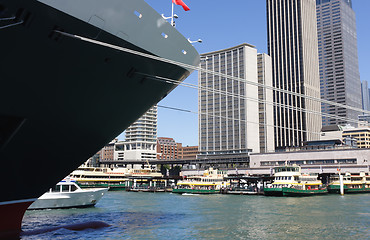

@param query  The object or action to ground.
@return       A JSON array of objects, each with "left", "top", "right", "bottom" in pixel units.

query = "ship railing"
[{"left": 0, "top": 16, "right": 23, "bottom": 30}]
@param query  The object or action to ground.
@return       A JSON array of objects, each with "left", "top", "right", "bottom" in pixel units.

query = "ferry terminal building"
[{"left": 248, "top": 148, "right": 370, "bottom": 176}]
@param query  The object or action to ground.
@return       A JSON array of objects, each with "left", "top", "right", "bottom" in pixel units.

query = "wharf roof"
[
  {"left": 321, "top": 125, "right": 341, "bottom": 132},
  {"left": 225, "top": 175, "right": 273, "bottom": 181}
]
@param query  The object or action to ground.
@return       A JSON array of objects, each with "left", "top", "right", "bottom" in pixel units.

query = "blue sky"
[{"left": 120, "top": 0, "right": 370, "bottom": 146}]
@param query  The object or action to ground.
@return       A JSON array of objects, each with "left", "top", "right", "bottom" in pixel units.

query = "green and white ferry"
[
  {"left": 173, "top": 168, "right": 229, "bottom": 194},
  {"left": 328, "top": 172, "right": 370, "bottom": 194},
  {"left": 282, "top": 173, "right": 328, "bottom": 197},
  {"left": 264, "top": 165, "right": 327, "bottom": 196}
]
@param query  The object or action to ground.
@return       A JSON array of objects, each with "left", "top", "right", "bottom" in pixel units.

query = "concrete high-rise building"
[
  {"left": 198, "top": 43, "right": 274, "bottom": 161},
  {"left": 114, "top": 106, "right": 157, "bottom": 162},
  {"left": 267, "top": 0, "right": 322, "bottom": 149},
  {"left": 257, "top": 53, "right": 275, "bottom": 153},
  {"left": 316, "top": 0, "right": 362, "bottom": 127},
  {"left": 361, "top": 80, "right": 370, "bottom": 112}
]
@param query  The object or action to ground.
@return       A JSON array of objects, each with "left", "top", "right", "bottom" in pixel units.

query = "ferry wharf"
[
  {"left": 224, "top": 175, "right": 274, "bottom": 195},
  {"left": 125, "top": 176, "right": 181, "bottom": 192}
]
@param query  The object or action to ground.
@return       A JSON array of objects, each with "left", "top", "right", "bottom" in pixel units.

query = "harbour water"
[{"left": 22, "top": 192, "right": 369, "bottom": 239}]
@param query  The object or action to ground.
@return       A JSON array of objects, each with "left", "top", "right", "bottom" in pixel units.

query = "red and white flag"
[{"left": 172, "top": 0, "right": 190, "bottom": 11}]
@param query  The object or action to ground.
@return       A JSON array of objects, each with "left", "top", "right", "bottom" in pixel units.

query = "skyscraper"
[
  {"left": 316, "top": 0, "right": 362, "bottom": 126},
  {"left": 361, "top": 80, "right": 370, "bottom": 112},
  {"left": 257, "top": 53, "right": 275, "bottom": 153},
  {"left": 267, "top": 0, "right": 322, "bottom": 149},
  {"left": 198, "top": 43, "right": 260, "bottom": 159},
  {"left": 198, "top": 43, "right": 274, "bottom": 162}
]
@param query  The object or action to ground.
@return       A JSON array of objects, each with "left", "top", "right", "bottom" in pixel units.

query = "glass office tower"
[{"left": 316, "top": 0, "right": 362, "bottom": 126}]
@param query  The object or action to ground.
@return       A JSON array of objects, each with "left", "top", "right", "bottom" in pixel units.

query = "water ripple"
[{"left": 21, "top": 192, "right": 370, "bottom": 239}]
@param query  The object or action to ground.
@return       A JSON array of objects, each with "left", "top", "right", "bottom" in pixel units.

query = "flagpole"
[{"left": 171, "top": 2, "right": 174, "bottom": 26}]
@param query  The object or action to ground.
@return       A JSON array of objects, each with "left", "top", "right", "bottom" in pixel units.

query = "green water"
[{"left": 22, "top": 192, "right": 370, "bottom": 239}]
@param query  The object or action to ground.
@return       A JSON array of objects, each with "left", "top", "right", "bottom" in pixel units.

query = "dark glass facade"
[{"left": 317, "top": 0, "right": 361, "bottom": 127}]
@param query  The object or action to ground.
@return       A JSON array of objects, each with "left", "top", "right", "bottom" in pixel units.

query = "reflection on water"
[{"left": 22, "top": 192, "right": 370, "bottom": 239}]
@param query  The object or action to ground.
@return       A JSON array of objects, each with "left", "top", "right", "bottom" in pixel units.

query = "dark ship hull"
[{"left": 0, "top": 0, "right": 199, "bottom": 236}]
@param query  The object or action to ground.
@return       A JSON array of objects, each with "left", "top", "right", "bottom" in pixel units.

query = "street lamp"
[
  {"left": 161, "top": 13, "right": 178, "bottom": 26},
  {"left": 188, "top": 38, "right": 203, "bottom": 44}
]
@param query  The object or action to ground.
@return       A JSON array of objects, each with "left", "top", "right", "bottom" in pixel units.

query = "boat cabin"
[{"left": 50, "top": 182, "right": 79, "bottom": 193}]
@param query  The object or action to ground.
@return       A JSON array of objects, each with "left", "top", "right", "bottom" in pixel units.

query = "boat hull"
[
  {"left": 0, "top": 0, "right": 198, "bottom": 235},
  {"left": 327, "top": 185, "right": 370, "bottom": 194},
  {"left": 0, "top": 200, "right": 34, "bottom": 238},
  {"left": 263, "top": 187, "right": 283, "bottom": 196},
  {"left": 226, "top": 191, "right": 258, "bottom": 195},
  {"left": 172, "top": 189, "right": 220, "bottom": 194},
  {"left": 282, "top": 187, "right": 328, "bottom": 197},
  {"left": 28, "top": 188, "right": 108, "bottom": 210}
]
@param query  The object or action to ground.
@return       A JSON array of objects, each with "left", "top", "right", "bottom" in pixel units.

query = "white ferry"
[
  {"left": 173, "top": 168, "right": 229, "bottom": 194},
  {"left": 69, "top": 167, "right": 130, "bottom": 190},
  {"left": 126, "top": 165, "right": 164, "bottom": 191}
]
